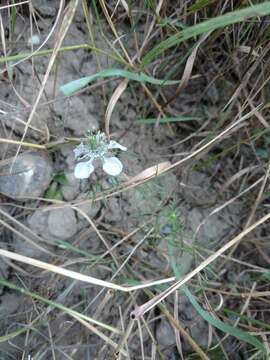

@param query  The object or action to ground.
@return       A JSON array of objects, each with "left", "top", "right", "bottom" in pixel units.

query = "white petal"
[
  {"left": 103, "top": 157, "right": 123, "bottom": 176},
  {"left": 74, "top": 161, "right": 94, "bottom": 179},
  {"left": 108, "top": 140, "right": 127, "bottom": 151}
]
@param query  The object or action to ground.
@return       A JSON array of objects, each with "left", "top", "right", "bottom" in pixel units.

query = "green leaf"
[
  {"left": 60, "top": 68, "right": 179, "bottom": 96},
  {"left": 259, "top": 270, "right": 270, "bottom": 283},
  {"left": 44, "top": 183, "right": 63, "bottom": 200},
  {"left": 142, "top": 2, "right": 270, "bottom": 65},
  {"left": 223, "top": 308, "right": 270, "bottom": 332},
  {"left": 136, "top": 116, "right": 200, "bottom": 124},
  {"left": 182, "top": 286, "right": 266, "bottom": 354},
  {"left": 53, "top": 173, "right": 68, "bottom": 185}
]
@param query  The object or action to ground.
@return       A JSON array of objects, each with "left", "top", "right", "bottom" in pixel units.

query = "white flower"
[
  {"left": 102, "top": 156, "right": 123, "bottom": 176},
  {"left": 73, "top": 132, "right": 126, "bottom": 179},
  {"left": 108, "top": 141, "right": 127, "bottom": 151},
  {"left": 74, "top": 160, "right": 94, "bottom": 179}
]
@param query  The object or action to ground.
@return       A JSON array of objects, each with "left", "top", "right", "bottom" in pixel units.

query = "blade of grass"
[
  {"left": 142, "top": 2, "right": 270, "bottom": 66},
  {"left": 0, "top": 327, "right": 28, "bottom": 343},
  {"left": 0, "top": 44, "right": 123, "bottom": 65},
  {"left": 183, "top": 286, "right": 266, "bottom": 354},
  {"left": 60, "top": 68, "right": 179, "bottom": 96}
]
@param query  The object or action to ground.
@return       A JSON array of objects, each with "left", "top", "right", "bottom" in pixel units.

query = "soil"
[{"left": 0, "top": 2, "right": 267, "bottom": 360}]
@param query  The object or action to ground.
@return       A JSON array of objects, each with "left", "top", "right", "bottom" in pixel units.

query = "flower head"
[{"left": 73, "top": 131, "right": 127, "bottom": 179}]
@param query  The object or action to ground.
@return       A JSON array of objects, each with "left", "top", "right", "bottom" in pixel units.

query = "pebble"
[
  {"left": 48, "top": 208, "right": 77, "bottom": 240},
  {"left": 28, "top": 207, "right": 78, "bottom": 241},
  {"left": 0, "top": 151, "right": 53, "bottom": 199}
]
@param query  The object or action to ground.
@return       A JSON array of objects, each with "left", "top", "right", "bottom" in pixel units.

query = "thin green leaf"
[
  {"left": 167, "top": 239, "right": 266, "bottom": 354},
  {"left": 60, "top": 68, "right": 179, "bottom": 96},
  {"left": 0, "top": 327, "right": 28, "bottom": 343},
  {"left": 142, "top": 2, "right": 270, "bottom": 65},
  {"left": 136, "top": 116, "right": 200, "bottom": 124},
  {"left": 182, "top": 286, "right": 266, "bottom": 354},
  {"left": 43, "top": 182, "right": 63, "bottom": 200},
  {"left": 223, "top": 308, "right": 270, "bottom": 332},
  {"left": 54, "top": 173, "right": 68, "bottom": 185}
]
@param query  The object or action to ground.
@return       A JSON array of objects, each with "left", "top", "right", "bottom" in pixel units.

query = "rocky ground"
[{"left": 0, "top": 1, "right": 268, "bottom": 359}]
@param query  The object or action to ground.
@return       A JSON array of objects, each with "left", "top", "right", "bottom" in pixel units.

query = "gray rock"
[
  {"left": 28, "top": 210, "right": 50, "bottom": 237},
  {"left": 0, "top": 151, "right": 53, "bottom": 199},
  {"left": 48, "top": 208, "right": 77, "bottom": 240}
]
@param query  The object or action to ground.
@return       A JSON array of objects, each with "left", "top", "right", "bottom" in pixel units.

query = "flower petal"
[
  {"left": 103, "top": 157, "right": 123, "bottom": 176},
  {"left": 108, "top": 140, "right": 127, "bottom": 151},
  {"left": 74, "top": 161, "right": 94, "bottom": 179}
]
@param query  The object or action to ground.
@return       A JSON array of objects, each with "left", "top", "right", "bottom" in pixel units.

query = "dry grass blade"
[
  {"left": 0, "top": 248, "right": 175, "bottom": 292},
  {"left": 0, "top": 1, "right": 29, "bottom": 11},
  {"left": 71, "top": 314, "right": 128, "bottom": 357},
  {"left": 0, "top": 138, "right": 46, "bottom": 149},
  {"left": 164, "top": 31, "right": 211, "bottom": 107},
  {"left": 124, "top": 161, "right": 171, "bottom": 184},
  {"left": 105, "top": 78, "right": 129, "bottom": 137}
]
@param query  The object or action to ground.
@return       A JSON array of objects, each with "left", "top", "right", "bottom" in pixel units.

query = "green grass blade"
[
  {"left": 0, "top": 327, "right": 28, "bottom": 343},
  {"left": 60, "top": 68, "right": 179, "bottom": 96},
  {"left": 142, "top": 2, "right": 270, "bottom": 65},
  {"left": 182, "top": 286, "right": 266, "bottom": 354},
  {"left": 136, "top": 116, "right": 200, "bottom": 124}
]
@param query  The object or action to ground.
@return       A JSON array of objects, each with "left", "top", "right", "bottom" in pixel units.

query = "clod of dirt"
[
  {"left": 47, "top": 208, "right": 77, "bottom": 240},
  {"left": 28, "top": 207, "right": 78, "bottom": 240},
  {"left": 156, "top": 319, "right": 176, "bottom": 348},
  {"left": 0, "top": 151, "right": 53, "bottom": 199},
  {"left": 156, "top": 297, "right": 209, "bottom": 351},
  {"left": 0, "top": 293, "right": 20, "bottom": 315},
  {"left": 61, "top": 172, "right": 81, "bottom": 201},
  {"left": 182, "top": 171, "right": 217, "bottom": 206}
]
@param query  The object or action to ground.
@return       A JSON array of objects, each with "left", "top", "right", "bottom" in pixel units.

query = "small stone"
[
  {"left": 48, "top": 208, "right": 77, "bottom": 240},
  {"left": 0, "top": 151, "right": 53, "bottom": 200},
  {"left": 28, "top": 210, "right": 49, "bottom": 236}
]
